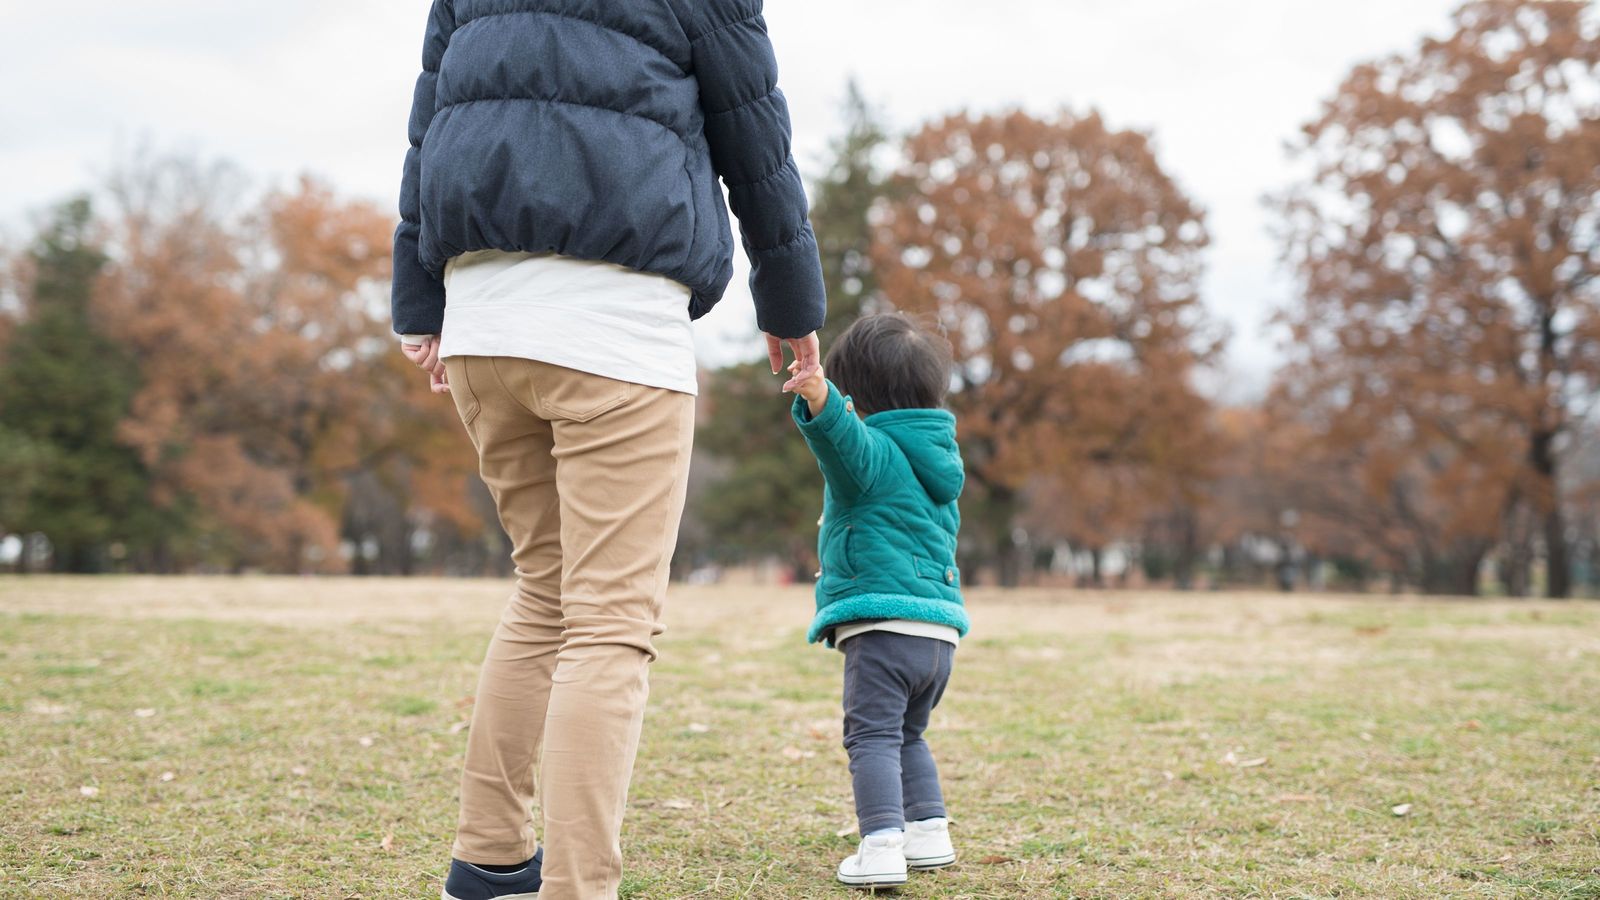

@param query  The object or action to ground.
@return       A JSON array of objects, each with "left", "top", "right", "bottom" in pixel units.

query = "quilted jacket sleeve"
[
  {"left": 792, "top": 381, "right": 892, "bottom": 502},
  {"left": 390, "top": 0, "right": 456, "bottom": 337},
  {"left": 689, "top": 0, "right": 827, "bottom": 339}
]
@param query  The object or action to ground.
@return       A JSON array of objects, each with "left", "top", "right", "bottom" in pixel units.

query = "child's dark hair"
[{"left": 825, "top": 313, "right": 953, "bottom": 416}]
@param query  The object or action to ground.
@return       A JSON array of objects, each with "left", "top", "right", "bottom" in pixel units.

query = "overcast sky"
[{"left": 0, "top": 0, "right": 1463, "bottom": 388}]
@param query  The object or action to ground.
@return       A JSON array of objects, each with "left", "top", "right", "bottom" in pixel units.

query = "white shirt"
[
  {"left": 834, "top": 619, "right": 961, "bottom": 648},
  {"left": 403, "top": 251, "right": 698, "bottom": 396}
]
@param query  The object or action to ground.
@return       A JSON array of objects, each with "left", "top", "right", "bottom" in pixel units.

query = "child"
[{"left": 787, "top": 313, "right": 970, "bottom": 889}]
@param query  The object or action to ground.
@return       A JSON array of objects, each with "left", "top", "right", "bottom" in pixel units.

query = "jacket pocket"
[
  {"left": 914, "top": 555, "right": 959, "bottom": 589},
  {"left": 819, "top": 520, "right": 855, "bottom": 592}
]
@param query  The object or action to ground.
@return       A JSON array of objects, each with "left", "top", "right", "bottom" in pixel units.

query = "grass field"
[{"left": 1, "top": 577, "right": 1597, "bottom": 898}]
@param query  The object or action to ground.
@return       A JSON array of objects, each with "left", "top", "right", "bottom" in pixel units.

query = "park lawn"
[{"left": 0, "top": 578, "right": 1597, "bottom": 899}]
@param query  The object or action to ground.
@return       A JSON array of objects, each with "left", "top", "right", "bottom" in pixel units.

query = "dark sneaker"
[{"left": 441, "top": 849, "right": 542, "bottom": 900}]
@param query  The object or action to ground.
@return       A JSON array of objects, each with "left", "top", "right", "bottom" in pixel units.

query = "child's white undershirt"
[{"left": 834, "top": 619, "right": 960, "bottom": 648}]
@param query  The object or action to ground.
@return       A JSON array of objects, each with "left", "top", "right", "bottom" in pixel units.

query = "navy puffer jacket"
[{"left": 392, "top": 0, "right": 827, "bottom": 339}]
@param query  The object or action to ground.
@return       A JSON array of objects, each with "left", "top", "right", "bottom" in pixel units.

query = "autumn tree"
[
  {"left": 1273, "top": 0, "right": 1600, "bottom": 596},
  {"left": 94, "top": 154, "right": 482, "bottom": 573},
  {"left": 0, "top": 198, "right": 165, "bottom": 572},
  {"left": 692, "top": 83, "right": 890, "bottom": 576},
  {"left": 872, "top": 109, "right": 1222, "bottom": 585}
]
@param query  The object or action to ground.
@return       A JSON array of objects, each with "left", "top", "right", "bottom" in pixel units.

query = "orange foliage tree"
[
  {"left": 1273, "top": 0, "right": 1600, "bottom": 596},
  {"left": 872, "top": 110, "right": 1223, "bottom": 584},
  {"left": 94, "top": 155, "right": 480, "bottom": 572}
]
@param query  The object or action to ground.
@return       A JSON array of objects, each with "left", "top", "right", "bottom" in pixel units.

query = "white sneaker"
[
  {"left": 904, "top": 817, "right": 956, "bottom": 870},
  {"left": 837, "top": 833, "right": 909, "bottom": 888}
]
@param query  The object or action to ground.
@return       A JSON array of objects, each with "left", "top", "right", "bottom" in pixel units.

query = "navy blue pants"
[{"left": 840, "top": 631, "right": 955, "bottom": 835}]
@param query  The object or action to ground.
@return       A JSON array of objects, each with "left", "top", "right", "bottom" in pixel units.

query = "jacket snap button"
[
  {"left": 845, "top": 400, "right": 854, "bottom": 413},
  {"left": 815, "top": 569, "right": 823, "bottom": 579},
  {"left": 945, "top": 568, "right": 955, "bottom": 584}
]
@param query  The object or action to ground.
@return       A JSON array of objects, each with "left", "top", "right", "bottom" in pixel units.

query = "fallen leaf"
[
  {"left": 358, "top": 736, "right": 374, "bottom": 748},
  {"left": 1359, "top": 732, "right": 1374, "bottom": 742},
  {"left": 1391, "top": 803, "right": 1412, "bottom": 817},
  {"left": 1276, "top": 793, "right": 1317, "bottom": 803},
  {"left": 449, "top": 720, "right": 470, "bottom": 735},
  {"left": 687, "top": 723, "right": 711, "bottom": 734},
  {"left": 977, "top": 855, "right": 1013, "bottom": 865},
  {"left": 291, "top": 766, "right": 309, "bottom": 777},
  {"left": 1220, "top": 750, "right": 1238, "bottom": 766},
  {"left": 717, "top": 799, "right": 735, "bottom": 809},
  {"left": 134, "top": 708, "right": 157, "bottom": 718},
  {"left": 835, "top": 823, "right": 858, "bottom": 838},
  {"left": 79, "top": 786, "right": 99, "bottom": 798},
  {"left": 661, "top": 799, "right": 695, "bottom": 810},
  {"left": 1462, "top": 720, "right": 1481, "bottom": 731},
  {"left": 1354, "top": 625, "right": 1388, "bottom": 637},
  {"left": 27, "top": 701, "right": 69, "bottom": 716},
  {"left": 455, "top": 695, "right": 475, "bottom": 709},
  {"left": 780, "top": 746, "right": 815, "bottom": 762},
  {"left": 1161, "top": 770, "right": 1176, "bottom": 782},
  {"left": 381, "top": 832, "right": 394, "bottom": 852},
  {"left": 159, "top": 771, "right": 175, "bottom": 783},
  {"left": 1238, "top": 757, "right": 1268, "bottom": 769}
]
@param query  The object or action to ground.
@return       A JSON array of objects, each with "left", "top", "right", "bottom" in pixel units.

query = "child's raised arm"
[{"left": 790, "top": 373, "right": 891, "bottom": 501}]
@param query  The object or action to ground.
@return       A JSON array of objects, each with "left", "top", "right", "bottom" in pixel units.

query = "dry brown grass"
[{"left": 2, "top": 577, "right": 1597, "bottom": 898}]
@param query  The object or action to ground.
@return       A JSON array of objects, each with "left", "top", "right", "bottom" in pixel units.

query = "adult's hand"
[
  {"left": 766, "top": 332, "right": 820, "bottom": 393},
  {"left": 401, "top": 335, "right": 451, "bottom": 394}
]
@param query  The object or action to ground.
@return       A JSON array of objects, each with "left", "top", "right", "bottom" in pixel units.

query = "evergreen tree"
[
  {"left": 0, "top": 198, "right": 155, "bottom": 572},
  {"left": 692, "top": 83, "right": 890, "bottom": 576}
]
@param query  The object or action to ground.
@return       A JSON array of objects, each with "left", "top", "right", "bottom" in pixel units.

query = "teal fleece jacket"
[{"left": 792, "top": 380, "right": 969, "bottom": 644}]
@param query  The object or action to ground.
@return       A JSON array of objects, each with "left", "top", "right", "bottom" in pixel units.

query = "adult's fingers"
[
  {"left": 430, "top": 364, "right": 451, "bottom": 394},
  {"left": 788, "top": 333, "right": 820, "bottom": 369},
  {"left": 420, "top": 339, "right": 441, "bottom": 373},
  {"left": 765, "top": 334, "right": 784, "bottom": 374}
]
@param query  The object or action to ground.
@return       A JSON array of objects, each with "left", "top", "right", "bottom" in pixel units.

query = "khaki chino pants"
[{"left": 444, "top": 356, "right": 694, "bottom": 900}]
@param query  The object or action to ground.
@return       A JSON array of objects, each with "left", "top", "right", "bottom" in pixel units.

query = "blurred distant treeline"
[{"left": 2, "top": 0, "right": 1597, "bottom": 597}]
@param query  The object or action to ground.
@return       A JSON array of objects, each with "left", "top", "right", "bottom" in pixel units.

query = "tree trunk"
[
  {"left": 996, "top": 532, "right": 1022, "bottom": 588},
  {"left": 1544, "top": 505, "right": 1571, "bottom": 599},
  {"left": 1172, "top": 511, "right": 1199, "bottom": 591},
  {"left": 1500, "top": 543, "right": 1531, "bottom": 598},
  {"left": 1419, "top": 552, "right": 1482, "bottom": 597},
  {"left": 1531, "top": 301, "right": 1570, "bottom": 598}
]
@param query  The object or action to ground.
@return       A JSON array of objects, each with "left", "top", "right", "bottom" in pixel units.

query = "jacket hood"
[{"left": 867, "top": 409, "right": 965, "bottom": 505}]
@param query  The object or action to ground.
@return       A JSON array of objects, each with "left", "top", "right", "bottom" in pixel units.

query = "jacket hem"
[{"left": 808, "top": 593, "right": 970, "bottom": 645}]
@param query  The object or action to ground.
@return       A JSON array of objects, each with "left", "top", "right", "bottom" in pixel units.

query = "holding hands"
[
  {"left": 787, "top": 357, "right": 829, "bottom": 417},
  {"left": 768, "top": 332, "right": 820, "bottom": 393}
]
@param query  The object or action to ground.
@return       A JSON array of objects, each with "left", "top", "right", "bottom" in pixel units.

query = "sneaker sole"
[
  {"left": 441, "top": 890, "right": 538, "bottom": 900},
  {"left": 907, "top": 853, "right": 957, "bottom": 870},
  {"left": 837, "top": 871, "right": 909, "bottom": 888}
]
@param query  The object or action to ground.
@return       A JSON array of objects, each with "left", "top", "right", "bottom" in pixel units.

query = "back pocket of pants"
[{"left": 538, "top": 370, "right": 636, "bottom": 423}]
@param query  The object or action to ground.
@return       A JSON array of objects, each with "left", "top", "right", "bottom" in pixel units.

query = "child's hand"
[{"left": 787, "top": 359, "right": 829, "bottom": 416}]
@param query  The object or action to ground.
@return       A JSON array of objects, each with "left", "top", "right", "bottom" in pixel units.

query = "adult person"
[{"left": 389, "top": 2, "right": 825, "bottom": 897}]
